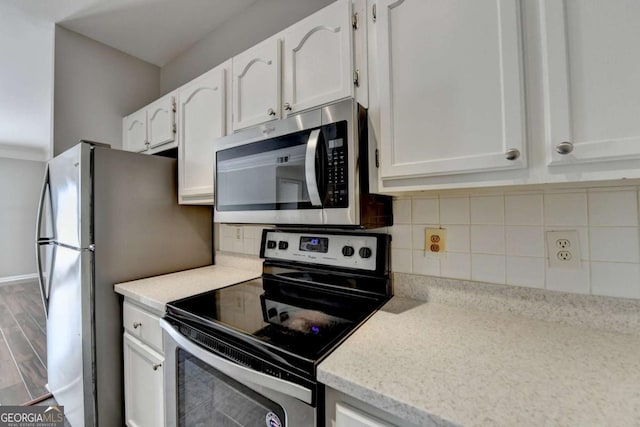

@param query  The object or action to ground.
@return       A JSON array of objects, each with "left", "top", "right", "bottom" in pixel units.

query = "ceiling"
[{"left": 7, "top": 0, "right": 260, "bottom": 66}]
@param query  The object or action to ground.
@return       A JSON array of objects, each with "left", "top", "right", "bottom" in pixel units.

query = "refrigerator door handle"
[{"left": 35, "top": 165, "right": 53, "bottom": 316}]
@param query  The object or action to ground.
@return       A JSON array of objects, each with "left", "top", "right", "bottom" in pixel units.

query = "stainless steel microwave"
[{"left": 214, "top": 99, "right": 392, "bottom": 228}]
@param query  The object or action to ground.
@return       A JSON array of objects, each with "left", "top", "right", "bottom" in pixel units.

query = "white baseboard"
[{"left": 0, "top": 273, "right": 39, "bottom": 286}]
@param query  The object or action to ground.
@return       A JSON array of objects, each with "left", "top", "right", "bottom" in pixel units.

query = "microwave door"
[{"left": 216, "top": 130, "right": 320, "bottom": 212}]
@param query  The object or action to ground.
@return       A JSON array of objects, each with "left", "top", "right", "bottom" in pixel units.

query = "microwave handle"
[{"left": 305, "top": 129, "right": 323, "bottom": 207}]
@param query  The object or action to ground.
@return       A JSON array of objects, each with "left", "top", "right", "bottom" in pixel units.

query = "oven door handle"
[
  {"left": 160, "top": 319, "right": 313, "bottom": 405},
  {"left": 305, "top": 129, "right": 322, "bottom": 207}
]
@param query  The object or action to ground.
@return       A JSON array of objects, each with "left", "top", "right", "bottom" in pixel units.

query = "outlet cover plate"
[
  {"left": 425, "top": 228, "right": 447, "bottom": 254},
  {"left": 546, "top": 230, "right": 581, "bottom": 269}
]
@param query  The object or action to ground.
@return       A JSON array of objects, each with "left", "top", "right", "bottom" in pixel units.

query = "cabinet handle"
[
  {"left": 152, "top": 363, "right": 162, "bottom": 371},
  {"left": 556, "top": 141, "right": 574, "bottom": 155},
  {"left": 505, "top": 148, "right": 520, "bottom": 161},
  {"left": 133, "top": 322, "right": 142, "bottom": 329},
  {"left": 267, "top": 108, "right": 276, "bottom": 116},
  {"left": 283, "top": 103, "right": 292, "bottom": 111}
]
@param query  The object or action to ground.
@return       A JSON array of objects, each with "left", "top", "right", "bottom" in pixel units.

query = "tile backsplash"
[
  {"left": 392, "top": 186, "right": 640, "bottom": 300},
  {"left": 216, "top": 185, "right": 640, "bottom": 300}
]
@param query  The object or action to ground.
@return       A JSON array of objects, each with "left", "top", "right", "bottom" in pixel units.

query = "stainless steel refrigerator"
[{"left": 35, "top": 142, "right": 212, "bottom": 426}]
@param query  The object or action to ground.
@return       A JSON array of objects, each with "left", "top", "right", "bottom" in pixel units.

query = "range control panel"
[{"left": 261, "top": 230, "right": 379, "bottom": 271}]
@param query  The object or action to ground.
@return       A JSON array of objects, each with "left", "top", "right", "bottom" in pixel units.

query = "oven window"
[{"left": 177, "top": 349, "right": 287, "bottom": 427}]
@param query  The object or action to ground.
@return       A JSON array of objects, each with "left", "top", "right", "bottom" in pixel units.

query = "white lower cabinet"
[
  {"left": 326, "top": 387, "right": 416, "bottom": 427},
  {"left": 123, "top": 300, "right": 165, "bottom": 427},
  {"left": 335, "top": 403, "right": 393, "bottom": 427}
]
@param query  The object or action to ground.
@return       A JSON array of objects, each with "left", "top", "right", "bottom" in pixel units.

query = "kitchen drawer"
[{"left": 123, "top": 300, "right": 162, "bottom": 352}]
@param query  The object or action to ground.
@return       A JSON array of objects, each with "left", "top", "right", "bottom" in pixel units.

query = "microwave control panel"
[
  {"left": 324, "top": 121, "right": 349, "bottom": 208},
  {"left": 262, "top": 231, "right": 377, "bottom": 271}
]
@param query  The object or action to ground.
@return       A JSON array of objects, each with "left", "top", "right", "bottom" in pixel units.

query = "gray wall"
[
  {"left": 54, "top": 26, "right": 160, "bottom": 155},
  {"left": 160, "top": 0, "right": 334, "bottom": 94},
  {"left": 0, "top": 158, "right": 46, "bottom": 280}
]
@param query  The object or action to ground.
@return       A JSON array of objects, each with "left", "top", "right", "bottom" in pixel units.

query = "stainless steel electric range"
[{"left": 160, "top": 229, "right": 391, "bottom": 427}]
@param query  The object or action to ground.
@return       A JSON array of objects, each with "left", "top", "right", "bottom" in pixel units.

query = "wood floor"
[{"left": 0, "top": 280, "right": 48, "bottom": 405}]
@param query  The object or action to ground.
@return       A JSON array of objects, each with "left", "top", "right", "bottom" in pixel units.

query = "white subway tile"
[
  {"left": 505, "top": 193, "right": 543, "bottom": 225},
  {"left": 470, "top": 225, "right": 505, "bottom": 254},
  {"left": 389, "top": 225, "right": 412, "bottom": 249},
  {"left": 591, "top": 262, "right": 640, "bottom": 299},
  {"left": 471, "top": 254, "right": 506, "bottom": 284},
  {"left": 470, "top": 195, "right": 504, "bottom": 225},
  {"left": 589, "top": 227, "right": 640, "bottom": 263},
  {"left": 545, "top": 261, "right": 590, "bottom": 294},
  {"left": 444, "top": 225, "right": 470, "bottom": 253},
  {"left": 412, "top": 250, "right": 441, "bottom": 276},
  {"left": 391, "top": 249, "right": 413, "bottom": 273},
  {"left": 411, "top": 197, "right": 439, "bottom": 224},
  {"left": 506, "top": 226, "right": 544, "bottom": 257},
  {"left": 393, "top": 198, "right": 412, "bottom": 224},
  {"left": 506, "top": 257, "right": 545, "bottom": 288},
  {"left": 544, "top": 192, "right": 588, "bottom": 226},
  {"left": 441, "top": 253, "right": 471, "bottom": 280},
  {"left": 439, "top": 196, "right": 470, "bottom": 224},
  {"left": 588, "top": 189, "right": 638, "bottom": 227},
  {"left": 220, "top": 236, "right": 233, "bottom": 252}
]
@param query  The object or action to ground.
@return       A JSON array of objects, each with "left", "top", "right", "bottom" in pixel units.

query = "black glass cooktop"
[{"left": 165, "top": 278, "right": 382, "bottom": 377}]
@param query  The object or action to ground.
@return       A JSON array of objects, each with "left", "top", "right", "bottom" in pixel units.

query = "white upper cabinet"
[
  {"left": 232, "top": 0, "right": 361, "bottom": 131},
  {"left": 282, "top": 0, "right": 354, "bottom": 115},
  {"left": 232, "top": 37, "right": 281, "bottom": 131},
  {"left": 178, "top": 62, "right": 228, "bottom": 205},
  {"left": 540, "top": 0, "right": 640, "bottom": 166},
  {"left": 147, "top": 95, "right": 176, "bottom": 149},
  {"left": 375, "top": 0, "right": 525, "bottom": 181},
  {"left": 123, "top": 92, "right": 176, "bottom": 154},
  {"left": 123, "top": 108, "right": 147, "bottom": 153}
]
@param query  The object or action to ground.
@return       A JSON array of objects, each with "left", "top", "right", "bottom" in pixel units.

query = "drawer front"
[{"left": 123, "top": 301, "right": 163, "bottom": 352}]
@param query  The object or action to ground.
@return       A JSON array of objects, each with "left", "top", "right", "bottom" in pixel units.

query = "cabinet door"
[
  {"left": 123, "top": 333, "right": 164, "bottom": 427},
  {"left": 147, "top": 94, "right": 176, "bottom": 149},
  {"left": 124, "top": 109, "right": 148, "bottom": 153},
  {"left": 541, "top": 0, "right": 640, "bottom": 166},
  {"left": 336, "top": 402, "right": 394, "bottom": 427},
  {"left": 376, "top": 0, "right": 525, "bottom": 179},
  {"left": 232, "top": 37, "right": 281, "bottom": 131},
  {"left": 282, "top": 0, "right": 353, "bottom": 115},
  {"left": 178, "top": 65, "right": 226, "bottom": 204}
]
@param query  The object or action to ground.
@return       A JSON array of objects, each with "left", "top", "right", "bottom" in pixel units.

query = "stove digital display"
[{"left": 299, "top": 236, "right": 329, "bottom": 253}]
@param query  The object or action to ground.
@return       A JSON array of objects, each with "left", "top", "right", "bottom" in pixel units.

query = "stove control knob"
[
  {"left": 341, "top": 245, "right": 355, "bottom": 257},
  {"left": 278, "top": 241, "right": 288, "bottom": 250},
  {"left": 359, "top": 247, "right": 372, "bottom": 259},
  {"left": 267, "top": 240, "right": 277, "bottom": 249}
]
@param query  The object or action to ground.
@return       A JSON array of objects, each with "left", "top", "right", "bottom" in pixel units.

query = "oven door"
[{"left": 161, "top": 320, "right": 317, "bottom": 427}]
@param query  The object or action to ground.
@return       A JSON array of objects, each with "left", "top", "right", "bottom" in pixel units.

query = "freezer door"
[
  {"left": 46, "top": 245, "right": 95, "bottom": 427},
  {"left": 47, "top": 143, "right": 92, "bottom": 249}
]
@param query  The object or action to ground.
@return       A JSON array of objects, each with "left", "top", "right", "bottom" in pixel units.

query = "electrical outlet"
[
  {"left": 234, "top": 227, "right": 243, "bottom": 241},
  {"left": 425, "top": 228, "right": 447, "bottom": 254},
  {"left": 546, "top": 230, "right": 581, "bottom": 269}
]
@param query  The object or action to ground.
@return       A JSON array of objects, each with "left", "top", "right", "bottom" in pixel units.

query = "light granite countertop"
[
  {"left": 318, "top": 297, "right": 640, "bottom": 426},
  {"left": 114, "top": 253, "right": 262, "bottom": 315}
]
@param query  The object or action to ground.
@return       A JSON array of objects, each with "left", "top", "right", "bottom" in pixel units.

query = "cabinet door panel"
[
  {"left": 283, "top": 0, "right": 353, "bottom": 114},
  {"left": 123, "top": 333, "right": 164, "bottom": 427},
  {"left": 336, "top": 402, "right": 394, "bottom": 427},
  {"left": 232, "top": 38, "right": 281, "bottom": 131},
  {"left": 124, "top": 109, "right": 147, "bottom": 153},
  {"left": 147, "top": 95, "right": 175, "bottom": 149},
  {"left": 541, "top": 0, "right": 640, "bottom": 165},
  {"left": 178, "top": 67, "right": 226, "bottom": 204},
  {"left": 377, "top": 0, "right": 525, "bottom": 179}
]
